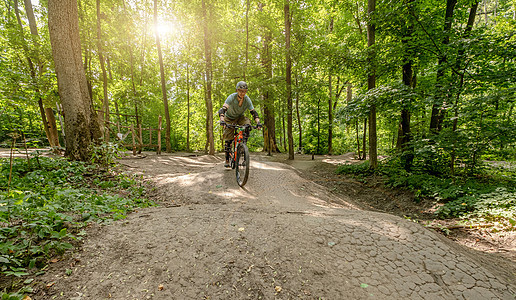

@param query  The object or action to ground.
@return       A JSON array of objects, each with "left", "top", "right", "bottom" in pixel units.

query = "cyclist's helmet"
[{"left": 236, "top": 81, "right": 248, "bottom": 90}]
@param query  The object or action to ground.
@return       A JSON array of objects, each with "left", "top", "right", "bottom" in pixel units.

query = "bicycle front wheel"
[{"left": 235, "top": 143, "right": 250, "bottom": 187}]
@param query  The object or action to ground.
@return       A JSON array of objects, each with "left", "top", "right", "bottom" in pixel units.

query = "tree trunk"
[
  {"left": 186, "top": 64, "right": 191, "bottom": 152},
  {"left": 244, "top": 0, "right": 249, "bottom": 80},
  {"left": 48, "top": 0, "right": 101, "bottom": 161},
  {"left": 367, "top": 0, "right": 377, "bottom": 168},
  {"left": 400, "top": 0, "right": 415, "bottom": 170},
  {"left": 362, "top": 118, "right": 367, "bottom": 160},
  {"left": 296, "top": 75, "right": 302, "bottom": 153},
  {"left": 262, "top": 30, "right": 280, "bottom": 153},
  {"left": 356, "top": 120, "right": 361, "bottom": 159},
  {"left": 451, "top": 2, "right": 479, "bottom": 174},
  {"left": 430, "top": 0, "right": 457, "bottom": 132},
  {"left": 96, "top": 0, "right": 110, "bottom": 142},
  {"left": 19, "top": 0, "right": 63, "bottom": 150},
  {"left": 328, "top": 17, "right": 334, "bottom": 155},
  {"left": 328, "top": 74, "right": 333, "bottom": 155},
  {"left": 154, "top": 0, "right": 171, "bottom": 152},
  {"left": 284, "top": 0, "right": 294, "bottom": 160},
  {"left": 317, "top": 97, "right": 321, "bottom": 154},
  {"left": 45, "top": 108, "right": 60, "bottom": 147},
  {"left": 129, "top": 48, "right": 140, "bottom": 130},
  {"left": 202, "top": 0, "right": 215, "bottom": 155}
]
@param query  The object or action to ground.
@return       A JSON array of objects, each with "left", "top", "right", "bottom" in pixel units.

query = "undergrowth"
[
  {"left": 0, "top": 151, "right": 154, "bottom": 298},
  {"left": 336, "top": 159, "right": 516, "bottom": 227}
]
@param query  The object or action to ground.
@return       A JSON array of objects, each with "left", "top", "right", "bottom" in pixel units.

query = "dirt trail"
[{"left": 36, "top": 152, "right": 516, "bottom": 299}]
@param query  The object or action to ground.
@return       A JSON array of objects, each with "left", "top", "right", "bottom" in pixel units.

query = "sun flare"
[{"left": 155, "top": 22, "right": 177, "bottom": 36}]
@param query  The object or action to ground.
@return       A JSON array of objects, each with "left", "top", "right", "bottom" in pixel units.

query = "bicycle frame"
[
  {"left": 227, "top": 124, "right": 250, "bottom": 169},
  {"left": 225, "top": 124, "right": 257, "bottom": 187}
]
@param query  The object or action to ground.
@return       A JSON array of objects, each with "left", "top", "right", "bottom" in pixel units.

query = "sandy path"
[{"left": 35, "top": 152, "right": 516, "bottom": 299}]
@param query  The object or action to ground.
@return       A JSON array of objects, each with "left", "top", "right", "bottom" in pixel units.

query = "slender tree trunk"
[
  {"left": 262, "top": 30, "right": 280, "bottom": 153},
  {"left": 153, "top": 0, "right": 171, "bottom": 152},
  {"left": 356, "top": 120, "right": 361, "bottom": 159},
  {"left": 284, "top": 0, "right": 294, "bottom": 160},
  {"left": 362, "top": 118, "right": 367, "bottom": 160},
  {"left": 451, "top": 2, "right": 479, "bottom": 174},
  {"left": 244, "top": 0, "right": 249, "bottom": 80},
  {"left": 317, "top": 97, "right": 321, "bottom": 154},
  {"left": 16, "top": 0, "right": 60, "bottom": 149},
  {"left": 186, "top": 64, "right": 191, "bottom": 152},
  {"left": 129, "top": 47, "right": 140, "bottom": 130},
  {"left": 328, "top": 74, "right": 333, "bottom": 155},
  {"left": 45, "top": 108, "right": 60, "bottom": 147},
  {"left": 96, "top": 0, "right": 110, "bottom": 142},
  {"left": 202, "top": 0, "right": 215, "bottom": 155},
  {"left": 367, "top": 0, "right": 377, "bottom": 168},
  {"left": 296, "top": 75, "right": 302, "bottom": 152},
  {"left": 430, "top": 0, "right": 457, "bottom": 132},
  {"left": 328, "top": 17, "right": 334, "bottom": 155},
  {"left": 48, "top": 0, "right": 101, "bottom": 160},
  {"left": 400, "top": 0, "right": 415, "bottom": 170}
]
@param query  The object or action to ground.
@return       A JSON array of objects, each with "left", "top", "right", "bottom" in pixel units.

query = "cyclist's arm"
[
  {"left": 250, "top": 109, "right": 260, "bottom": 124},
  {"left": 218, "top": 104, "right": 228, "bottom": 121}
]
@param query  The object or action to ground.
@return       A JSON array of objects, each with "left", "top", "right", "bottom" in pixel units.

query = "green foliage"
[
  {"left": 0, "top": 154, "right": 153, "bottom": 295},
  {"left": 337, "top": 155, "right": 516, "bottom": 224},
  {"left": 336, "top": 161, "right": 375, "bottom": 176},
  {"left": 90, "top": 142, "right": 122, "bottom": 169}
]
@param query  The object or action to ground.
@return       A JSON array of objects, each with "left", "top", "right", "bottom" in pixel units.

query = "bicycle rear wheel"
[{"left": 235, "top": 143, "right": 250, "bottom": 187}]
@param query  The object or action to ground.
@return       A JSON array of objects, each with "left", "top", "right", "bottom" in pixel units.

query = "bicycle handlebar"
[{"left": 224, "top": 124, "right": 261, "bottom": 130}]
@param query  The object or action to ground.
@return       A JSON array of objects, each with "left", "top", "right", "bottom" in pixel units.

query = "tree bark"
[
  {"left": 186, "top": 63, "right": 191, "bottom": 152},
  {"left": 261, "top": 29, "right": 280, "bottom": 153},
  {"left": 48, "top": 0, "right": 101, "bottom": 161},
  {"left": 430, "top": 0, "right": 457, "bottom": 132},
  {"left": 96, "top": 0, "right": 110, "bottom": 142},
  {"left": 202, "top": 0, "right": 215, "bottom": 155},
  {"left": 296, "top": 75, "right": 302, "bottom": 153},
  {"left": 284, "top": 0, "right": 294, "bottom": 160},
  {"left": 400, "top": 0, "right": 415, "bottom": 170},
  {"left": 18, "top": 0, "right": 62, "bottom": 150},
  {"left": 367, "top": 0, "right": 377, "bottom": 168},
  {"left": 154, "top": 0, "right": 171, "bottom": 152},
  {"left": 328, "top": 17, "right": 334, "bottom": 155}
]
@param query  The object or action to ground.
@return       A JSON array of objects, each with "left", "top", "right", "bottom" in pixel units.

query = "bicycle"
[{"left": 225, "top": 124, "right": 259, "bottom": 187}]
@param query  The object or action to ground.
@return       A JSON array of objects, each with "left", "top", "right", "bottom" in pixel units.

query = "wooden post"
[
  {"left": 157, "top": 115, "right": 162, "bottom": 155},
  {"left": 131, "top": 124, "right": 136, "bottom": 155},
  {"left": 149, "top": 128, "right": 152, "bottom": 146},
  {"left": 138, "top": 123, "right": 143, "bottom": 154}
]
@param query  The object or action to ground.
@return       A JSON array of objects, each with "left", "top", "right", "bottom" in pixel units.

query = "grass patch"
[{"left": 0, "top": 152, "right": 154, "bottom": 298}]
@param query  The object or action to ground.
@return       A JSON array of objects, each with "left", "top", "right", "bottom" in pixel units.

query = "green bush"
[
  {"left": 335, "top": 156, "right": 516, "bottom": 222},
  {"left": 0, "top": 154, "right": 154, "bottom": 295}
]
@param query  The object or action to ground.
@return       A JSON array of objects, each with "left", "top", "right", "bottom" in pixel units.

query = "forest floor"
[{"left": 30, "top": 151, "right": 516, "bottom": 299}]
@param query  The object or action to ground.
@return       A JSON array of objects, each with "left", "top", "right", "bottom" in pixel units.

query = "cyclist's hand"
[
  {"left": 220, "top": 120, "right": 226, "bottom": 128},
  {"left": 256, "top": 122, "right": 263, "bottom": 129}
]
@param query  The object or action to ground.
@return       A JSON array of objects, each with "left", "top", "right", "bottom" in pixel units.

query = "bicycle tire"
[{"left": 235, "top": 143, "right": 250, "bottom": 187}]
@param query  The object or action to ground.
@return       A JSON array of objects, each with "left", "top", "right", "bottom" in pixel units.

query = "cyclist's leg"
[{"left": 223, "top": 116, "right": 236, "bottom": 167}]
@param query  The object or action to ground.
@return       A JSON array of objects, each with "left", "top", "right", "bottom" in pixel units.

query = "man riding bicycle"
[{"left": 218, "top": 81, "right": 262, "bottom": 168}]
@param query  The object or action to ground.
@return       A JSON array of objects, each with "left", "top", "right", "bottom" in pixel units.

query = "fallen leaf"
[
  {"left": 275, "top": 286, "right": 282, "bottom": 293},
  {"left": 238, "top": 227, "right": 245, "bottom": 232},
  {"left": 158, "top": 284, "right": 164, "bottom": 291},
  {"left": 46, "top": 282, "right": 56, "bottom": 288},
  {"left": 50, "top": 258, "right": 59, "bottom": 263},
  {"left": 23, "top": 296, "right": 32, "bottom": 300}
]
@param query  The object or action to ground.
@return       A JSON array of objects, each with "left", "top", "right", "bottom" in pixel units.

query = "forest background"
[{"left": 0, "top": 0, "right": 514, "bottom": 164}]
